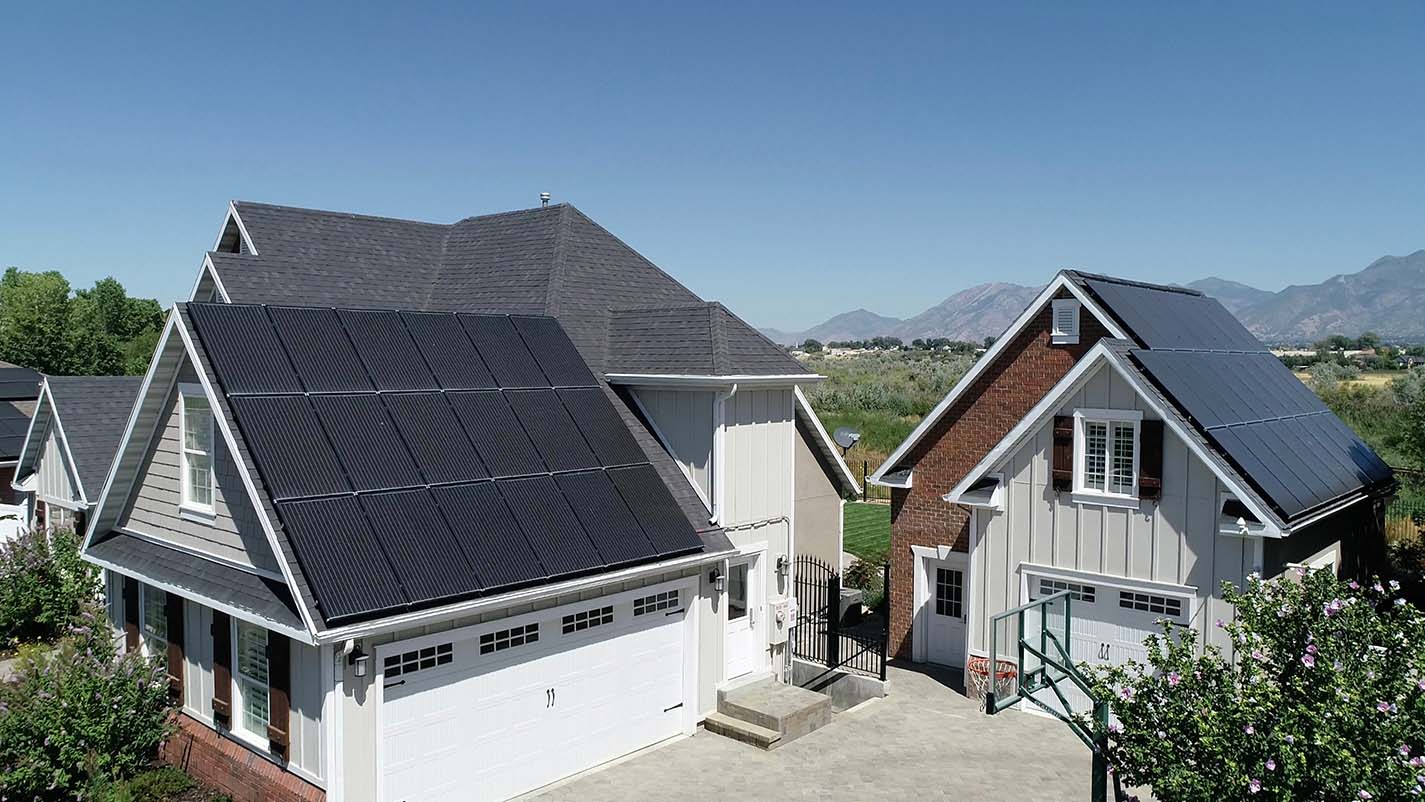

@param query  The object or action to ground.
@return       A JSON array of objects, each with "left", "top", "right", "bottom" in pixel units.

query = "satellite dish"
[{"left": 833, "top": 427, "right": 861, "bottom": 453}]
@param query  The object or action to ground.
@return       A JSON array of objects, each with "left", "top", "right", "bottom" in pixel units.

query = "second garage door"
[{"left": 378, "top": 581, "right": 692, "bottom": 802}]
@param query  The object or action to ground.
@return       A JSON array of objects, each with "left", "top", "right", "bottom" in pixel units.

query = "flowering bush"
[
  {"left": 1089, "top": 569, "right": 1425, "bottom": 801},
  {"left": 0, "top": 526, "right": 100, "bottom": 645},
  {"left": 0, "top": 604, "right": 176, "bottom": 800}
]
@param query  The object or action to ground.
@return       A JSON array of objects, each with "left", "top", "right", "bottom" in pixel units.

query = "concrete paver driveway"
[{"left": 528, "top": 663, "right": 1094, "bottom": 802}]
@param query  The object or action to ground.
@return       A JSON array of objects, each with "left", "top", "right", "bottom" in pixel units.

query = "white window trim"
[
  {"left": 231, "top": 618, "right": 270, "bottom": 750},
  {"left": 1072, "top": 408, "right": 1142, "bottom": 506},
  {"left": 1050, "top": 298, "right": 1081, "bottom": 345},
  {"left": 178, "top": 383, "right": 216, "bottom": 518},
  {"left": 139, "top": 583, "right": 167, "bottom": 659}
]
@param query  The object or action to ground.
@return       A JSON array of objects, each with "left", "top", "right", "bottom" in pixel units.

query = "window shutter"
[
  {"left": 211, "top": 611, "right": 232, "bottom": 725},
  {"left": 1139, "top": 419, "right": 1164, "bottom": 500},
  {"left": 266, "top": 633, "right": 291, "bottom": 758},
  {"left": 1051, "top": 415, "right": 1074, "bottom": 491},
  {"left": 122, "top": 577, "right": 140, "bottom": 653},
  {"left": 164, "top": 592, "right": 185, "bottom": 700}
]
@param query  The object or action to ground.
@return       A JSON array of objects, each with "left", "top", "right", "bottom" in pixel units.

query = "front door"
[
  {"left": 925, "top": 556, "right": 967, "bottom": 668},
  {"left": 724, "top": 553, "right": 763, "bottom": 680}
]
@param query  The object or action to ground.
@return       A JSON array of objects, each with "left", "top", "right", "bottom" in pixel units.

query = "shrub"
[
  {"left": 843, "top": 548, "right": 888, "bottom": 612},
  {"left": 0, "top": 604, "right": 176, "bottom": 800},
  {"left": 1089, "top": 569, "right": 1425, "bottom": 802},
  {"left": 91, "top": 766, "right": 194, "bottom": 802},
  {"left": 0, "top": 526, "right": 100, "bottom": 646}
]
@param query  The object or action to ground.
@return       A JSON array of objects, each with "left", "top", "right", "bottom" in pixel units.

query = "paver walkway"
[{"left": 528, "top": 662, "right": 1095, "bottom": 802}]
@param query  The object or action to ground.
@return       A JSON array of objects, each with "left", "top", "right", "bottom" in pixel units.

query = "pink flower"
[
  {"left": 1418, "top": 679, "right": 1425, "bottom": 692},
  {"left": 1349, "top": 580, "right": 1361, "bottom": 590},
  {"left": 1249, "top": 778, "right": 1262, "bottom": 794},
  {"left": 1251, "top": 649, "right": 1267, "bottom": 662},
  {"left": 1373, "top": 582, "right": 1385, "bottom": 593},
  {"left": 1265, "top": 758, "right": 1276, "bottom": 771},
  {"left": 1359, "top": 791, "right": 1373, "bottom": 800},
  {"left": 1378, "top": 701, "right": 1393, "bottom": 714},
  {"left": 1215, "top": 618, "right": 1226, "bottom": 628},
  {"left": 1301, "top": 653, "right": 1316, "bottom": 668},
  {"left": 1284, "top": 734, "right": 1295, "bottom": 745},
  {"left": 1401, "top": 745, "right": 1412, "bottom": 757},
  {"left": 1119, "top": 687, "right": 1135, "bottom": 701},
  {"left": 1108, "top": 721, "right": 1123, "bottom": 734},
  {"left": 1167, "top": 672, "right": 1181, "bottom": 687},
  {"left": 1245, "top": 725, "right": 1256, "bottom": 735}
]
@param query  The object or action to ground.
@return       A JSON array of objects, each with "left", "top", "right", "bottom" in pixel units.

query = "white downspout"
[{"left": 710, "top": 383, "right": 738, "bottom": 525}]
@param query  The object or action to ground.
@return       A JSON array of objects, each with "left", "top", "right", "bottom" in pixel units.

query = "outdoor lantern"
[
  {"left": 709, "top": 567, "right": 725, "bottom": 592},
  {"left": 776, "top": 554, "right": 790, "bottom": 578},
  {"left": 349, "top": 645, "right": 370, "bottom": 678}
]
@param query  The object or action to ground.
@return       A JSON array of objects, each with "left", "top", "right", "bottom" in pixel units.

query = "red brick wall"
[
  {"left": 160, "top": 714, "right": 324, "bottom": 802},
  {"left": 888, "top": 292, "right": 1110, "bottom": 658}
]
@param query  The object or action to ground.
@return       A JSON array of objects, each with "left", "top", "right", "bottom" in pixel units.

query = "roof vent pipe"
[{"left": 540, "top": 192, "right": 551, "bottom": 207}]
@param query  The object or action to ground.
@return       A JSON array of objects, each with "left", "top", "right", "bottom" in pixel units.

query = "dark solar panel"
[
  {"left": 559, "top": 388, "right": 648, "bottom": 467},
  {"left": 498, "top": 476, "right": 605, "bottom": 577},
  {"left": 506, "top": 389, "right": 599, "bottom": 472},
  {"left": 460, "top": 315, "right": 549, "bottom": 388},
  {"left": 512, "top": 316, "right": 596, "bottom": 387},
  {"left": 556, "top": 470, "right": 658, "bottom": 566},
  {"left": 1084, "top": 279, "right": 1266, "bottom": 353},
  {"left": 187, "top": 304, "right": 302, "bottom": 394},
  {"left": 337, "top": 309, "right": 437, "bottom": 391},
  {"left": 277, "top": 496, "right": 407, "bottom": 623},
  {"left": 0, "top": 367, "right": 41, "bottom": 400},
  {"left": 446, "top": 391, "right": 546, "bottom": 478},
  {"left": 360, "top": 490, "right": 479, "bottom": 605},
  {"left": 310, "top": 394, "right": 422, "bottom": 491},
  {"left": 398, "top": 312, "right": 496, "bottom": 390},
  {"left": 1133, "top": 351, "right": 1325, "bottom": 429},
  {"left": 0, "top": 402, "right": 31, "bottom": 460},
  {"left": 607, "top": 464, "right": 705, "bottom": 556},
  {"left": 430, "top": 483, "right": 549, "bottom": 589},
  {"left": 267, "top": 306, "right": 373, "bottom": 392},
  {"left": 381, "top": 392, "right": 487, "bottom": 484},
  {"left": 229, "top": 396, "right": 350, "bottom": 499}
]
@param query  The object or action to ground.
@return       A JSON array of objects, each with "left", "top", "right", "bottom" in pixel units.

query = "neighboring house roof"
[
  {"left": 912, "top": 269, "right": 1393, "bottom": 533},
  {"left": 15, "top": 376, "right": 143, "bottom": 504},
  {"left": 206, "top": 201, "right": 811, "bottom": 379},
  {"left": 0, "top": 365, "right": 42, "bottom": 401},
  {"left": 0, "top": 365, "right": 42, "bottom": 462},
  {"left": 181, "top": 302, "right": 709, "bottom": 628}
]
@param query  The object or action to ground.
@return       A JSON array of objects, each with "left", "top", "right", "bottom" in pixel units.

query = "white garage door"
[
  {"left": 378, "top": 583, "right": 691, "bottom": 802},
  {"left": 1022, "top": 571, "right": 1190, "bottom": 717}
]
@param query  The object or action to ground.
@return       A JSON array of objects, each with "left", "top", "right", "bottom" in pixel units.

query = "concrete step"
[
  {"left": 713, "top": 678, "right": 833, "bottom": 747},
  {"left": 703, "top": 711, "right": 783, "bottom": 750}
]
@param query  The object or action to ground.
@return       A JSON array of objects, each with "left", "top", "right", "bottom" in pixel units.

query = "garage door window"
[
  {"left": 384, "top": 642, "right": 454, "bottom": 678},
  {"left": 480, "top": 623, "right": 539, "bottom": 655},
  {"left": 1118, "top": 591, "right": 1182, "bottom": 619},
  {"left": 1038, "top": 578, "right": 1096, "bottom": 603},
  {"left": 934, "top": 568, "right": 962, "bottom": 618},
  {"left": 233, "top": 621, "right": 269, "bottom": 743},
  {"left": 635, "top": 590, "right": 680, "bottom": 617},
  {"left": 563, "top": 605, "right": 615, "bottom": 634}
]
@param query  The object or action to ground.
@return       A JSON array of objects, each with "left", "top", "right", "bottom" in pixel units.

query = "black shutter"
[
  {"left": 122, "top": 577, "right": 140, "bottom": 653},
  {"left": 164, "top": 592, "right": 185, "bottom": 700},
  {"left": 211, "top": 611, "right": 232, "bottom": 725},
  {"left": 266, "top": 633, "right": 291, "bottom": 758},
  {"left": 1051, "top": 415, "right": 1074, "bottom": 491},
  {"left": 1139, "top": 419, "right": 1164, "bottom": 500}
]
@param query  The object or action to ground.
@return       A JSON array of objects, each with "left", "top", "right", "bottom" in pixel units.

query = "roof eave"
[{"left": 605, "top": 373, "right": 824, "bottom": 388}]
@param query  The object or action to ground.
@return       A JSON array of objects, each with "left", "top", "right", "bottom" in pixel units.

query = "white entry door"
[
  {"left": 1023, "top": 571, "right": 1190, "bottom": 717},
  {"left": 724, "top": 553, "right": 764, "bottom": 680},
  {"left": 925, "top": 555, "right": 968, "bottom": 668},
  {"left": 378, "top": 584, "right": 690, "bottom": 802}
]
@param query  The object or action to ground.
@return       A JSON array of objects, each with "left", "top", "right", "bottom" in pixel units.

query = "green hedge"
[{"left": 0, "top": 526, "right": 100, "bottom": 646}]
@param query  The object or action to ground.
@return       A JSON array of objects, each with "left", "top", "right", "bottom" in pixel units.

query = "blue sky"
[{"left": 2, "top": 3, "right": 1422, "bottom": 331}]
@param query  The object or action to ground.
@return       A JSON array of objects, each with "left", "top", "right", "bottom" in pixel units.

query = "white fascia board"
[
  {"left": 869, "top": 272, "right": 1129, "bottom": 484},
  {"left": 210, "top": 201, "right": 258, "bottom": 256},
  {"left": 187, "top": 253, "right": 233, "bottom": 304},
  {"left": 944, "top": 343, "right": 1284, "bottom": 538},
  {"left": 82, "top": 311, "right": 180, "bottom": 554},
  {"left": 171, "top": 313, "right": 319, "bottom": 636},
  {"left": 874, "top": 470, "right": 912, "bottom": 489},
  {"left": 43, "top": 380, "right": 90, "bottom": 506},
  {"left": 605, "top": 373, "right": 824, "bottom": 389},
  {"left": 793, "top": 386, "right": 861, "bottom": 495},
  {"left": 313, "top": 547, "right": 730, "bottom": 644},
  {"left": 12, "top": 379, "right": 60, "bottom": 492}
]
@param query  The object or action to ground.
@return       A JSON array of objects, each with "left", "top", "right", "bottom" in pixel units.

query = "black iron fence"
[
  {"left": 858, "top": 460, "right": 892, "bottom": 501},
  {"left": 791, "top": 555, "right": 890, "bottom": 681}
]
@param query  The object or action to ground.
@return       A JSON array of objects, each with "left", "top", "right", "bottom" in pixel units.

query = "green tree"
[
  {"left": 0, "top": 268, "right": 163, "bottom": 376},
  {"left": 801, "top": 338, "right": 824, "bottom": 353},
  {"left": 1091, "top": 570, "right": 1425, "bottom": 802},
  {"left": 0, "top": 268, "right": 76, "bottom": 374}
]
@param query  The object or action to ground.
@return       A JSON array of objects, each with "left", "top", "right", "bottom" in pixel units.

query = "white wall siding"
[
  {"left": 117, "top": 362, "right": 280, "bottom": 573},
  {"left": 36, "top": 423, "right": 81, "bottom": 507},
  {"left": 631, "top": 389, "right": 714, "bottom": 502},
  {"left": 793, "top": 426, "right": 842, "bottom": 569},
  {"left": 722, "top": 388, "right": 794, "bottom": 526}
]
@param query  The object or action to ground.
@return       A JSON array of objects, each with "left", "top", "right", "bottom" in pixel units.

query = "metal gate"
[{"left": 791, "top": 555, "right": 889, "bottom": 680}]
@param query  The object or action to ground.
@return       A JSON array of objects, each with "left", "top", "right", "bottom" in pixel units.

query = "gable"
[{"left": 34, "top": 421, "right": 81, "bottom": 507}]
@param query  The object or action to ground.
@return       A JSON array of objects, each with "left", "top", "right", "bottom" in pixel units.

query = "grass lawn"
[{"left": 843, "top": 501, "right": 891, "bottom": 560}]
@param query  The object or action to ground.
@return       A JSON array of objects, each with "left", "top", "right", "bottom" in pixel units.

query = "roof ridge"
[
  {"left": 709, "top": 303, "right": 729, "bottom": 375},
  {"left": 1065, "top": 269, "right": 1203, "bottom": 296},
  {"left": 544, "top": 204, "right": 572, "bottom": 317},
  {"left": 233, "top": 200, "right": 452, "bottom": 229}
]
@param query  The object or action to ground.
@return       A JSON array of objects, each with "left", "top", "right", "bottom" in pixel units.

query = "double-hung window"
[
  {"left": 1074, "top": 409, "right": 1141, "bottom": 501},
  {"left": 140, "top": 584, "right": 167, "bottom": 658},
  {"left": 179, "top": 385, "right": 215, "bottom": 514},
  {"left": 233, "top": 620, "right": 270, "bottom": 745}
]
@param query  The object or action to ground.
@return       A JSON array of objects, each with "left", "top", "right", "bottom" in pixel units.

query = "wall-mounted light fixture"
[
  {"left": 776, "top": 555, "right": 790, "bottom": 578},
  {"left": 709, "top": 567, "right": 725, "bottom": 592},
  {"left": 348, "top": 644, "right": 370, "bottom": 678}
]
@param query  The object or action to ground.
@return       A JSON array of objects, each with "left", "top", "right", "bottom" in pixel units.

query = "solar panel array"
[
  {"left": 1083, "top": 278, "right": 1267, "bottom": 353},
  {"left": 186, "top": 302, "right": 705, "bottom": 626}
]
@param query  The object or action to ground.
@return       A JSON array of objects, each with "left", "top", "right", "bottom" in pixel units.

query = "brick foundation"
[
  {"left": 160, "top": 713, "right": 325, "bottom": 802},
  {"left": 888, "top": 292, "right": 1108, "bottom": 659}
]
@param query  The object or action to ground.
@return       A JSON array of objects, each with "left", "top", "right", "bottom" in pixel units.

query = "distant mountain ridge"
[{"left": 763, "top": 250, "right": 1425, "bottom": 345}]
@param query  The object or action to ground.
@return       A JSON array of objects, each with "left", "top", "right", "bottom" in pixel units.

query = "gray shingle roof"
[
  {"left": 605, "top": 302, "right": 809, "bottom": 376},
  {"left": 44, "top": 376, "right": 142, "bottom": 502},
  {"left": 211, "top": 202, "right": 811, "bottom": 377}
]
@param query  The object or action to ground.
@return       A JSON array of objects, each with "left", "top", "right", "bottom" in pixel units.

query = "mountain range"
[{"left": 762, "top": 250, "right": 1425, "bottom": 346}]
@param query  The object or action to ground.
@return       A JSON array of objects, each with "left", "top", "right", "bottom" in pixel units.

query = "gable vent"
[{"left": 1051, "top": 299, "right": 1080, "bottom": 345}]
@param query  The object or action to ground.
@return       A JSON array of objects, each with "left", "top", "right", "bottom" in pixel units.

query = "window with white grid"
[
  {"left": 1118, "top": 591, "right": 1183, "bottom": 619},
  {"left": 1075, "top": 410, "right": 1140, "bottom": 499},
  {"left": 1038, "top": 578, "right": 1096, "bottom": 604},
  {"left": 383, "top": 642, "right": 454, "bottom": 678},
  {"left": 562, "top": 605, "right": 615, "bottom": 634},
  {"left": 179, "top": 386, "right": 214, "bottom": 513},
  {"left": 934, "top": 568, "right": 963, "bottom": 618},
  {"left": 634, "top": 590, "right": 680, "bottom": 616},
  {"left": 479, "top": 623, "right": 539, "bottom": 655},
  {"left": 233, "top": 620, "right": 269, "bottom": 742}
]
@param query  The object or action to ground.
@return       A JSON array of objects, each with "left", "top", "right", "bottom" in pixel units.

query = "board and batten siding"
[
  {"left": 794, "top": 424, "right": 842, "bottom": 570},
  {"left": 117, "top": 362, "right": 280, "bottom": 574},
  {"left": 969, "top": 362, "right": 1256, "bottom": 658},
  {"left": 35, "top": 422, "right": 81, "bottom": 507},
  {"left": 630, "top": 388, "right": 715, "bottom": 503}
]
